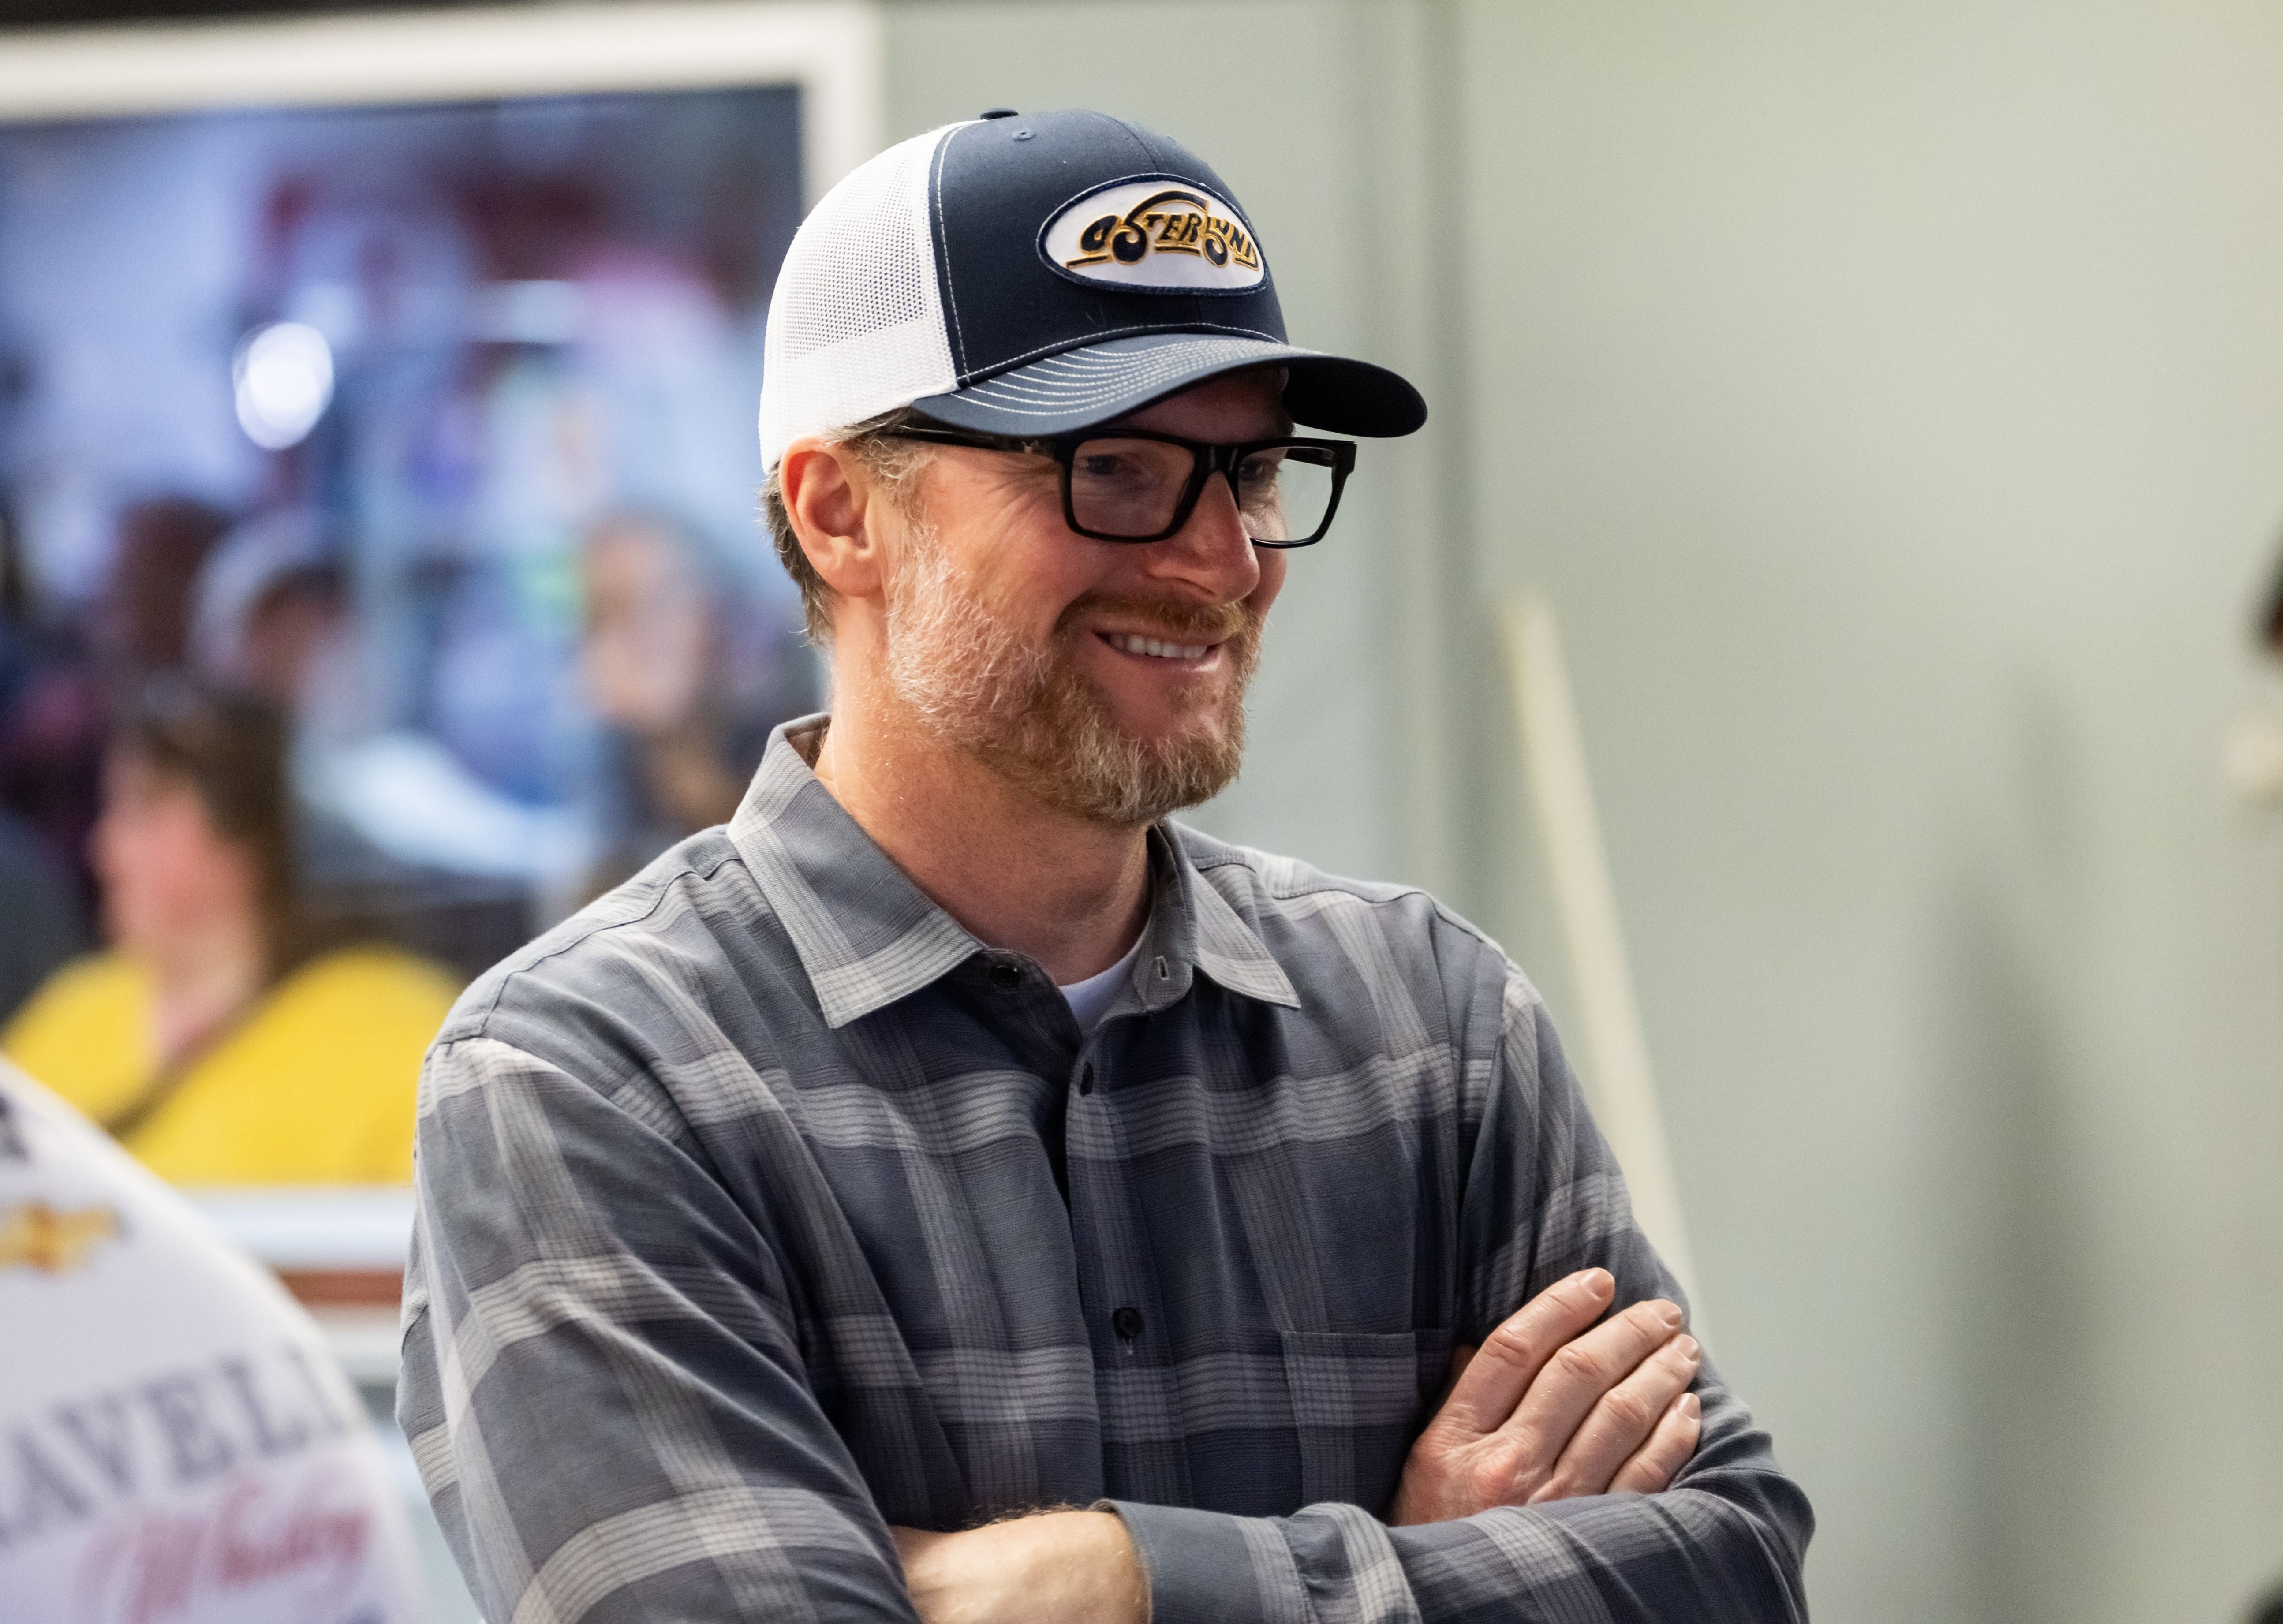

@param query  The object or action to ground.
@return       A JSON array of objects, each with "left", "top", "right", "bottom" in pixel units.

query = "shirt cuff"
[{"left": 1098, "top": 1499, "right": 1267, "bottom": 1624}]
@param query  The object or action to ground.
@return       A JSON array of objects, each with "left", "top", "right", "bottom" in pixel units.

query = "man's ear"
[{"left": 781, "top": 437, "right": 891, "bottom": 603}]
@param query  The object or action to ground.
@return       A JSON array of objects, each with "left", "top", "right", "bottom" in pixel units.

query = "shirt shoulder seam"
[
  {"left": 453, "top": 842, "right": 758, "bottom": 1040},
  {"left": 1184, "top": 847, "right": 1502, "bottom": 952}
]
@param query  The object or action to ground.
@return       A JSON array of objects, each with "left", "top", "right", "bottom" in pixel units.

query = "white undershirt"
[{"left": 1058, "top": 928, "right": 1148, "bottom": 1034}]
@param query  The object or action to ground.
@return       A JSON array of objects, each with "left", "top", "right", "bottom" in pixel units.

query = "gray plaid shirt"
[{"left": 399, "top": 717, "right": 1811, "bottom": 1624}]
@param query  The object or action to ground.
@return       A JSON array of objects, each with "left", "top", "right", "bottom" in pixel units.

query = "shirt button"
[
  {"left": 1112, "top": 1306, "right": 1145, "bottom": 1340},
  {"left": 987, "top": 961, "right": 1021, "bottom": 989}
]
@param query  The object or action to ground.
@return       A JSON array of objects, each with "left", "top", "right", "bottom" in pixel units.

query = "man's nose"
[{"left": 1142, "top": 471, "right": 1259, "bottom": 597}]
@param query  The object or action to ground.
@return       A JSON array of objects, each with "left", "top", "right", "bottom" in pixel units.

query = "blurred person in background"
[
  {"left": 0, "top": 495, "right": 233, "bottom": 921},
  {"left": 0, "top": 806, "right": 82, "bottom": 1023},
  {"left": 0, "top": 508, "right": 87, "bottom": 1019},
  {"left": 191, "top": 507, "right": 354, "bottom": 711},
  {"left": 577, "top": 507, "right": 814, "bottom": 894},
  {"left": 2, "top": 676, "right": 457, "bottom": 1184},
  {"left": 190, "top": 507, "right": 409, "bottom": 892},
  {"left": 90, "top": 496, "right": 235, "bottom": 691},
  {"left": 193, "top": 509, "right": 540, "bottom": 980},
  {"left": 2246, "top": 556, "right": 2283, "bottom": 1624}
]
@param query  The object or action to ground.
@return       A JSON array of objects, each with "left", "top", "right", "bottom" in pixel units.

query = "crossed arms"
[
  {"left": 896, "top": 1268, "right": 1708, "bottom": 1623},
  {"left": 400, "top": 975, "right": 1810, "bottom": 1624}
]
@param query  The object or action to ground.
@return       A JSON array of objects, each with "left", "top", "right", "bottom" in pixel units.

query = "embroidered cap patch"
[{"left": 1038, "top": 176, "right": 1267, "bottom": 294}]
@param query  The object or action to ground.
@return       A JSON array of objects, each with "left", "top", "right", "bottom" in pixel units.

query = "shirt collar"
[
  {"left": 730, "top": 716, "right": 1300, "bottom": 1028},
  {"left": 1148, "top": 825, "right": 1301, "bottom": 1013},
  {"left": 729, "top": 718, "right": 980, "bottom": 1028}
]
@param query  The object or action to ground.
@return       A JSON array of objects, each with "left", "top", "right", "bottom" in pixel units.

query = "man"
[{"left": 400, "top": 109, "right": 1812, "bottom": 1623}]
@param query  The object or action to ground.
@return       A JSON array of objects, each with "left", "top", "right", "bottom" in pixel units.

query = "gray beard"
[{"left": 882, "top": 521, "right": 1258, "bottom": 828}]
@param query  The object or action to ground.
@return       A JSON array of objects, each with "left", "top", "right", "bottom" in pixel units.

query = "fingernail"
[
  {"left": 1676, "top": 1336, "right": 1700, "bottom": 1362},
  {"left": 1676, "top": 1392, "right": 1700, "bottom": 1419},
  {"left": 1578, "top": 1268, "right": 1614, "bottom": 1295},
  {"left": 1659, "top": 1303, "right": 1684, "bottom": 1329}
]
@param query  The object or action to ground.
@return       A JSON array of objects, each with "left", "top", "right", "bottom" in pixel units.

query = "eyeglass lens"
[{"left": 1069, "top": 439, "right": 1338, "bottom": 542}]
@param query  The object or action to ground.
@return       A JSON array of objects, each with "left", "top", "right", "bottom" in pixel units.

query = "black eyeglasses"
[{"left": 881, "top": 423, "right": 1358, "bottom": 546}]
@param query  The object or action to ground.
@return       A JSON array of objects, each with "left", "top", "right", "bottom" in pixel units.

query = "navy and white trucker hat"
[{"left": 757, "top": 108, "right": 1427, "bottom": 470}]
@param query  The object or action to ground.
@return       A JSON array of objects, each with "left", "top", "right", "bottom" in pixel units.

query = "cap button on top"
[{"left": 979, "top": 107, "right": 1019, "bottom": 119}]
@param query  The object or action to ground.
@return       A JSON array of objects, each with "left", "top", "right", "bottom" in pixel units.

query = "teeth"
[{"left": 1113, "top": 633, "right": 1207, "bottom": 661}]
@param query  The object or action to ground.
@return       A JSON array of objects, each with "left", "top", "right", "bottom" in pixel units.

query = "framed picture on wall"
[{"left": 0, "top": 0, "right": 881, "bottom": 990}]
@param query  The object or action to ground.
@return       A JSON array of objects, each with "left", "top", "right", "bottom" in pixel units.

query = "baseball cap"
[{"left": 757, "top": 108, "right": 1427, "bottom": 470}]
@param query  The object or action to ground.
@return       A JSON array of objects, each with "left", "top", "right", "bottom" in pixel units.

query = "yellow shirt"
[{"left": 1, "top": 945, "right": 460, "bottom": 1185}]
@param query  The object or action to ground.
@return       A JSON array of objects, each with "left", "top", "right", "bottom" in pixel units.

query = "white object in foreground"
[
  {"left": 1501, "top": 590, "right": 1705, "bottom": 1322},
  {"left": 0, "top": 1060, "right": 425, "bottom": 1624}
]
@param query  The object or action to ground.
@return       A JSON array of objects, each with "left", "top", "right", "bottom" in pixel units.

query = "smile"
[{"left": 1102, "top": 631, "right": 1211, "bottom": 661}]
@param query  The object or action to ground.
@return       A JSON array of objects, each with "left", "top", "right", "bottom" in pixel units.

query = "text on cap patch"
[{"left": 1037, "top": 176, "right": 1267, "bottom": 295}]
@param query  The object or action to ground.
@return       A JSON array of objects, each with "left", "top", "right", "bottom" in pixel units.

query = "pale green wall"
[{"left": 884, "top": 4, "right": 2283, "bottom": 1620}]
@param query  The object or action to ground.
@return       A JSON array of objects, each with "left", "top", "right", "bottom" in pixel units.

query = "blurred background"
[{"left": 3, "top": 0, "right": 2281, "bottom": 1621}]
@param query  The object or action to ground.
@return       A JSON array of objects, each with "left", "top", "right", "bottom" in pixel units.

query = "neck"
[
  {"left": 138, "top": 910, "right": 268, "bottom": 1072},
  {"left": 811, "top": 676, "right": 1151, "bottom": 986}
]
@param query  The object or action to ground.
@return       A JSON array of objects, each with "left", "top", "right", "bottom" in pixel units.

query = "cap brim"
[{"left": 909, "top": 333, "right": 1427, "bottom": 440}]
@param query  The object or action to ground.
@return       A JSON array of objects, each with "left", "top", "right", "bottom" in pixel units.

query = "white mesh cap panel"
[{"left": 758, "top": 125, "right": 964, "bottom": 471}]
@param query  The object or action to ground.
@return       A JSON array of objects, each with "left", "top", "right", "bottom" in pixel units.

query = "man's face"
[{"left": 880, "top": 371, "right": 1289, "bottom": 826}]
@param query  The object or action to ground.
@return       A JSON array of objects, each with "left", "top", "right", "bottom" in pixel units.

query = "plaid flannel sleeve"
[
  {"left": 396, "top": 1034, "right": 920, "bottom": 1624},
  {"left": 1106, "top": 968, "right": 1814, "bottom": 1624}
]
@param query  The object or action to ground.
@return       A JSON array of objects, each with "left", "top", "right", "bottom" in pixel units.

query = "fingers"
[
  {"left": 1607, "top": 1390, "right": 1703, "bottom": 1496},
  {"left": 1496, "top": 1295, "right": 1685, "bottom": 1469},
  {"left": 1433, "top": 1342, "right": 1476, "bottom": 1412},
  {"left": 1531, "top": 1333, "right": 1701, "bottom": 1501},
  {"left": 1393, "top": 1280, "right": 1695, "bottom": 1527},
  {"left": 1436, "top": 1269, "right": 1616, "bottom": 1436}
]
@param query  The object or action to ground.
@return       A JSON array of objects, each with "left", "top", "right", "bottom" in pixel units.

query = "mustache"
[{"left": 1056, "top": 592, "right": 1255, "bottom": 643}]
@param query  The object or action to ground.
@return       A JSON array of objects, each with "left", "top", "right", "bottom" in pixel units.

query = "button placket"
[{"left": 1061, "top": 1030, "right": 1191, "bottom": 1503}]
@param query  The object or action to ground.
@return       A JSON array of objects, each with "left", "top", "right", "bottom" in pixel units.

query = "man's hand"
[
  {"left": 893, "top": 1511, "right": 1146, "bottom": 1624},
  {"left": 1387, "top": 1269, "right": 1703, "bottom": 1526},
  {"left": 888, "top": 1274, "right": 1699, "bottom": 1618}
]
